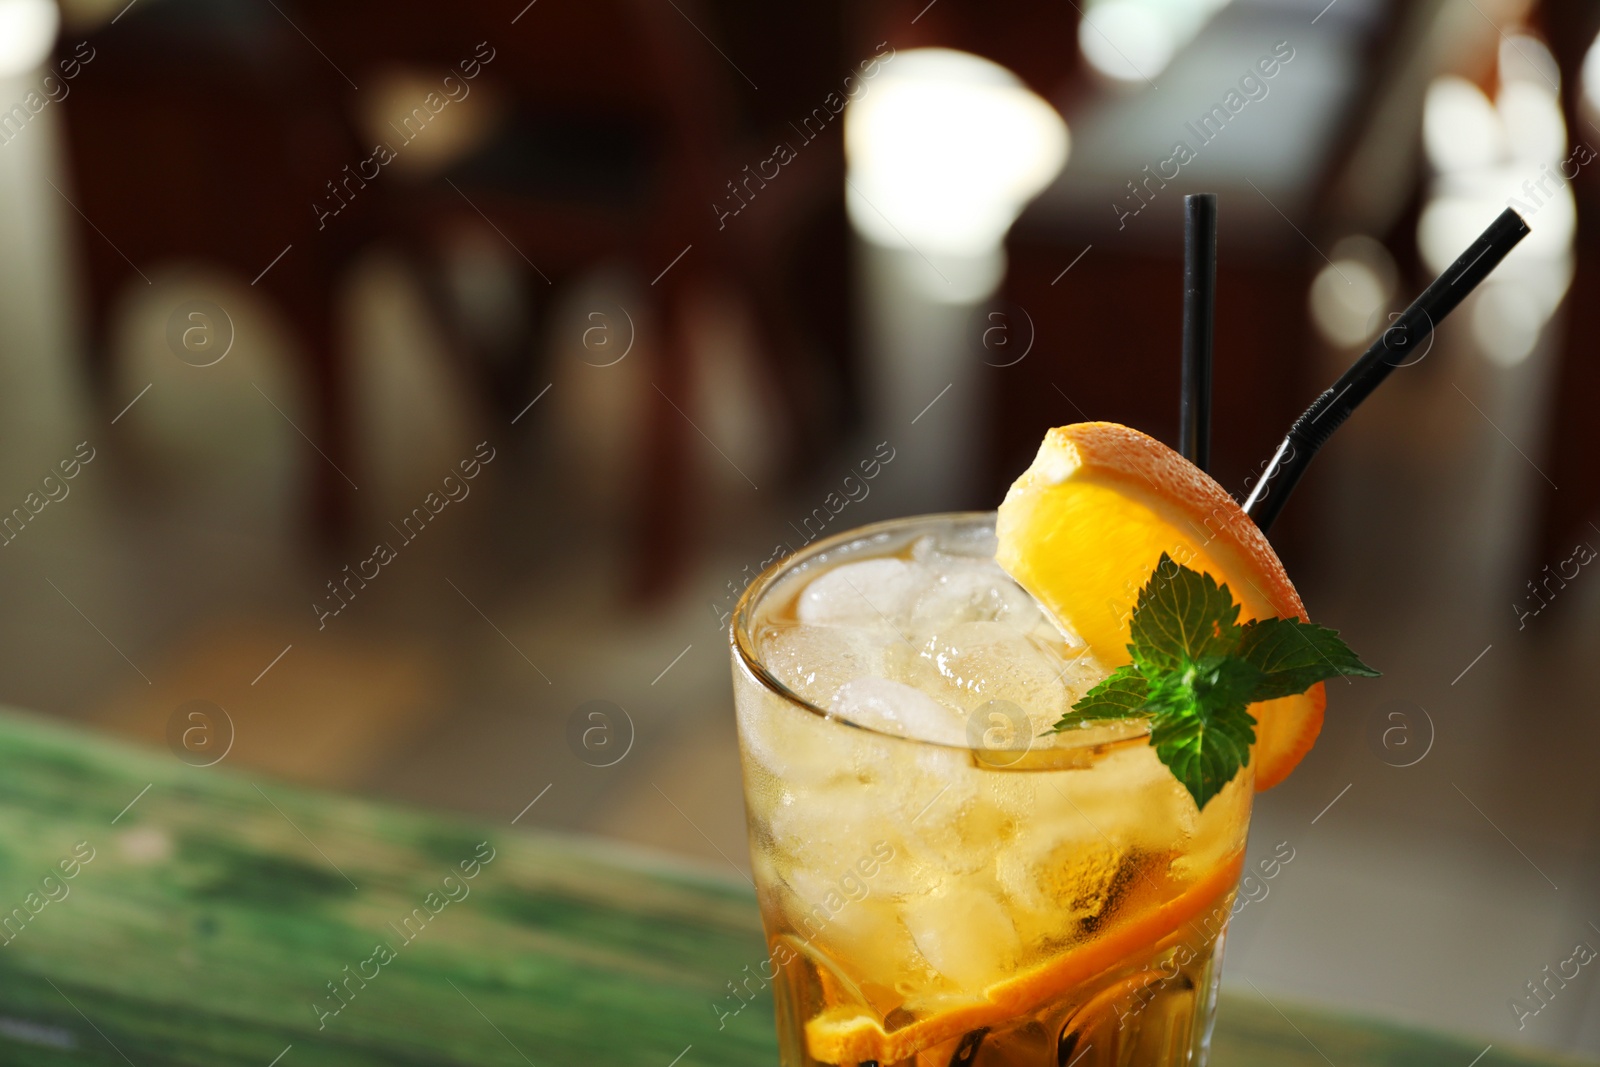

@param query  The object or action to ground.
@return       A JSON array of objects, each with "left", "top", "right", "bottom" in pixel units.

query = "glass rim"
[{"left": 729, "top": 510, "right": 1152, "bottom": 754}]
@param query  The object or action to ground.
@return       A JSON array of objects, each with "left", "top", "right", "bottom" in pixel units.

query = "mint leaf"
[
  {"left": 1237, "top": 617, "right": 1380, "bottom": 702},
  {"left": 1049, "top": 665, "right": 1147, "bottom": 732},
  {"left": 1127, "top": 553, "right": 1241, "bottom": 672},
  {"left": 1150, "top": 696, "right": 1257, "bottom": 810},
  {"left": 1046, "top": 555, "right": 1379, "bottom": 811},
  {"left": 1142, "top": 656, "right": 1260, "bottom": 807},
  {"left": 1141, "top": 656, "right": 1262, "bottom": 721}
]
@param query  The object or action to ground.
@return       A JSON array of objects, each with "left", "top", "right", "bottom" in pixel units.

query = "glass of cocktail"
[{"left": 729, "top": 424, "right": 1372, "bottom": 1066}]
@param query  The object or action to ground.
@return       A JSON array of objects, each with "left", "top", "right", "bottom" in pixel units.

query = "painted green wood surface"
[{"left": 0, "top": 710, "right": 1586, "bottom": 1066}]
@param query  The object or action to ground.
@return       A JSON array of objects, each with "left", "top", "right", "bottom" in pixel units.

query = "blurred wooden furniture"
[
  {"left": 999, "top": 240, "right": 1316, "bottom": 489},
  {"left": 58, "top": 0, "right": 853, "bottom": 592},
  {"left": 1534, "top": 0, "right": 1600, "bottom": 568},
  {"left": 0, "top": 707, "right": 1584, "bottom": 1066},
  {"left": 296, "top": 0, "right": 844, "bottom": 596},
  {"left": 304, "top": 0, "right": 731, "bottom": 595},
  {"left": 55, "top": 0, "right": 369, "bottom": 541}
]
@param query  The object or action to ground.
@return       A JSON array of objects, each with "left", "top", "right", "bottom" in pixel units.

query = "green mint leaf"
[
  {"left": 1236, "top": 617, "right": 1381, "bottom": 702},
  {"left": 1150, "top": 690, "right": 1258, "bottom": 810},
  {"left": 1141, "top": 655, "right": 1262, "bottom": 722},
  {"left": 1049, "top": 664, "right": 1148, "bottom": 732},
  {"left": 1038, "top": 556, "right": 1378, "bottom": 811},
  {"left": 1144, "top": 656, "right": 1260, "bottom": 808},
  {"left": 1127, "top": 553, "right": 1241, "bottom": 673}
]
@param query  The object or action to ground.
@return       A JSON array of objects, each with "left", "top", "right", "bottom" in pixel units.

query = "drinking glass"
[{"left": 730, "top": 513, "right": 1252, "bottom": 1067}]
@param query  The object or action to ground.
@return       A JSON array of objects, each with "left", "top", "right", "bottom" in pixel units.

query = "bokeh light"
[
  {"left": 1309, "top": 236, "right": 1398, "bottom": 350},
  {"left": 1077, "top": 0, "right": 1235, "bottom": 84},
  {"left": 0, "top": 0, "right": 59, "bottom": 77},
  {"left": 844, "top": 48, "right": 1068, "bottom": 263}
]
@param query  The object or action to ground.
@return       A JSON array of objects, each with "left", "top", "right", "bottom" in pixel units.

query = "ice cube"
[
  {"left": 829, "top": 677, "right": 967, "bottom": 747},
  {"left": 910, "top": 528, "right": 999, "bottom": 562},
  {"left": 912, "top": 554, "right": 1044, "bottom": 628},
  {"left": 912, "top": 540, "right": 1090, "bottom": 652},
  {"left": 810, "top": 897, "right": 919, "bottom": 993},
  {"left": 798, "top": 558, "right": 930, "bottom": 628},
  {"left": 735, "top": 701, "right": 820, "bottom": 788},
  {"left": 912, "top": 621, "right": 1074, "bottom": 736},
  {"left": 767, "top": 778, "right": 891, "bottom": 870},
  {"left": 735, "top": 647, "right": 879, "bottom": 787},
  {"left": 894, "top": 776, "right": 1021, "bottom": 881},
  {"left": 996, "top": 832, "right": 1126, "bottom": 940},
  {"left": 760, "top": 623, "right": 892, "bottom": 707},
  {"left": 902, "top": 885, "right": 1021, "bottom": 988}
]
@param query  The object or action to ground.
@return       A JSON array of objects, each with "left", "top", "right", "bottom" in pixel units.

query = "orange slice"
[
  {"left": 994, "top": 422, "right": 1323, "bottom": 791},
  {"left": 804, "top": 849, "right": 1244, "bottom": 1064}
]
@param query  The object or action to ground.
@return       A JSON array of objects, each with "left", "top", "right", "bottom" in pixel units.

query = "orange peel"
[{"left": 804, "top": 850, "right": 1245, "bottom": 1064}]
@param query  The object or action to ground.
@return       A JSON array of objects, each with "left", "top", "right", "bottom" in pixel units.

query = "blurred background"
[{"left": 1, "top": 0, "right": 1598, "bottom": 1055}]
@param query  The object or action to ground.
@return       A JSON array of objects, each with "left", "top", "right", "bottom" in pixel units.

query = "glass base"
[{"left": 771, "top": 911, "right": 1232, "bottom": 1066}]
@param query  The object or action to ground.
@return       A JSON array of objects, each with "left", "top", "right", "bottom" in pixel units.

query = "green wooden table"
[{"left": 0, "top": 709, "right": 1586, "bottom": 1066}]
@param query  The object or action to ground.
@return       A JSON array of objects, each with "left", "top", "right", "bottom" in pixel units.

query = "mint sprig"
[{"left": 1050, "top": 553, "right": 1379, "bottom": 809}]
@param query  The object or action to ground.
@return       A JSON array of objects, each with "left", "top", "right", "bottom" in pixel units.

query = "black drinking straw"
[
  {"left": 1242, "top": 207, "right": 1531, "bottom": 534},
  {"left": 1180, "top": 194, "right": 1217, "bottom": 473}
]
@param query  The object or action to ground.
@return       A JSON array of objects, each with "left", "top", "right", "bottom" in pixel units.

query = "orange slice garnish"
[
  {"left": 804, "top": 850, "right": 1244, "bottom": 1064},
  {"left": 994, "top": 422, "right": 1324, "bottom": 791}
]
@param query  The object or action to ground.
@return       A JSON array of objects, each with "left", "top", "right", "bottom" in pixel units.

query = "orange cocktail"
[{"left": 730, "top": 424, "right": 1356, "bottom": 1066}]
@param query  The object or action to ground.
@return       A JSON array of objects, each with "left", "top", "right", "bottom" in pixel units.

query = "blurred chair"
[
  {"left": 56, "top": 0, "right": 369, "bottom": 541},
  {"left": 298, "top": 0, "right": 840, "bottom": 595},
  {"left": 1533, "top": 0, "right": 1600, "bottom": 569},
  {"left": 58, "top": 0, "right": 849, "bottom": 594}
]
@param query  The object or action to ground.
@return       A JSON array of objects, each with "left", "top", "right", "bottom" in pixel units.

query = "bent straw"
[
  {"left": 1242, "top": 207, "right": 1530, "bottom": 533},
  {"left": 1181, "top": 194, "right": 1218, "bottom": 473}
]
